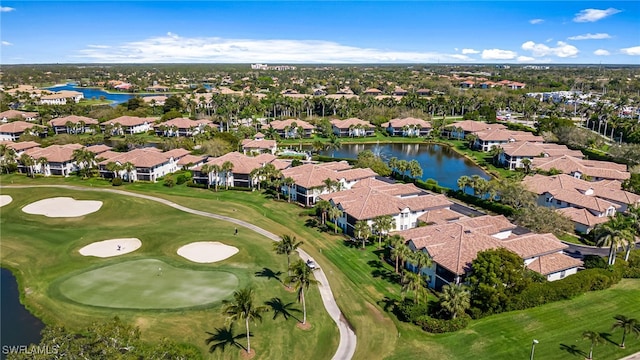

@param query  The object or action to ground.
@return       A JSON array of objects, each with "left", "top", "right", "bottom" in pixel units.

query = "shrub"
[
  {"left": 164, "top": 176, "right": 175, "bottom": 188},
  {"left": 416, "top": 314, "right": 470, "bottom": 333},
  {"left": 325, "top": 221, "right": 343, "bottom": 234},
  {"left": 186, "top": 182, "right": 207, "bottom": 189},
  {"left": 624, "top": 250, "right": 640, "bottom": 278},
  {"left": 176, "top": 174, "right": 188, "bottom": 185},
  {"left": 583, "top": 255, "right": 608, "bottom": 269},
  {"left": 112, "top": 177, "right": 123, "bottom": 186},
  {"left": 394, "top": 299, "right": 430, "bottom": 323}
]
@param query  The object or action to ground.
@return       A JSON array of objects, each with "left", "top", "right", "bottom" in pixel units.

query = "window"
[{"left": 556, "top": 199, "right": 561, "bottom": 205}]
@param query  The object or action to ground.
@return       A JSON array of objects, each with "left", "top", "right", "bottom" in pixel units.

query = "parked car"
[{"left": 306, "top": 258, "right": 318, "bottom": 270}]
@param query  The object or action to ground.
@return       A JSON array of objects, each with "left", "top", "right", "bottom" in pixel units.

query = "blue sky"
[{"left": 1, "top": 1, "right": 639, "bottom": 64}]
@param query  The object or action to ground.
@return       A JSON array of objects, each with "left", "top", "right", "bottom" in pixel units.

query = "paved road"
[
  {"left": 1, "top": 185, "right": 357, "bottom": 360},
  {"left": 620, "top": 351, "right": 640, "bottom": 360},
  {"left": 562, "top": 241, "right": 640, "bottom": 259}
]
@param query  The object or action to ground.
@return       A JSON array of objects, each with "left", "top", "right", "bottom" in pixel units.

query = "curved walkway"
[{"left": 2, "top": 185, "right": 356, "bottom": 360}]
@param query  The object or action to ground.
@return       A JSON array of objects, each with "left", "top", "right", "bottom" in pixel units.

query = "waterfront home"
[
  {"left": 498, "top": 142, "right": 583, "bottom": 170},
  {"left": 531, "top": 155, "right": 630, "bottom": 181},
  {"left": 49, "top": 115, "right": 99, "bottom": 134},
  {"left": 193, "top": 151, "right": 289, "bottom": 188},
  {"left": 0, "top": 110, "right": 38, "bottom": 123},
  {"left": 0, "top": 121, "right": 45, "bottom": 141},
  {"left": 97, "top": 148, "right": 180, "bottom": 182},
  {"left": 330, "top": 118, "right": 375, "bottom": 137},
  {"left": 522, "top": 173, "right": 640, "bottom": 217},
  {"left": 282, "top": 162, "right": 377, "bottom": 206},
  {"left": 101, "top": 116, "right": 153, "bottom": 135},
  {"left": 262, "top": 119, "right": 314, "bottom": 138},
  {"left": 21, "top": 143, "right": 83, "bottom": 176},
  {"left": 39, "top": 90, "right": 84, "bottom": 105},
  {"left": 473, "top": 129, "right": 544, "bottom": 152},
  {"left": 241, "top": 132, "right": 277, "bottom": 155},
  {"left": 399, "top": 215, "right": 580, "bottom": 289},
  {"left": 319, "top": 177, "right": 453, "bottom": 235},
  {"left": 381, "top": 117, "right": 431, "bottom": 137},
  {"left": 444, "top": 120, "right": 506, "bottom": 139},
  {"left": 154, "top": 118, "right": 212, "bottom": 137}
]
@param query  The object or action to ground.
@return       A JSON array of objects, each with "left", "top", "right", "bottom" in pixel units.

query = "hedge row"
[{"left": 416, "top": 314, "right": 470, "bottom": 333}]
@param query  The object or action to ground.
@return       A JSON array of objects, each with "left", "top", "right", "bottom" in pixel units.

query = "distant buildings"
[{"left": 251, "top": 64, "right": 297, "bottom": 71}]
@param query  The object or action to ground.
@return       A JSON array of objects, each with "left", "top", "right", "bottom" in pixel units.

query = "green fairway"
[{"left": 58, "top": 259, "right": 239, "bottom": 309}]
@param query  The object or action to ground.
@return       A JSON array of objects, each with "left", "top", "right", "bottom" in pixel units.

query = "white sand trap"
[
  {"left": 22, "top": 197, "right": 102, "bottom": 217},
  {"left": 0, "top": 195, "right": 12, "bottom": 207},
  {"left": 177, "top": 241, "right": 239, "bottom": 263},
  {"left": 79, "top": 238, "right": 141, "bottom": 258}
]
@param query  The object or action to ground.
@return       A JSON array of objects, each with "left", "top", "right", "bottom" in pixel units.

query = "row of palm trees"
[
  {"left": 199, "top": 161, "right": 234, "bottom": 191},
  {"left": 388, "top": 157, "right": 423, "bottom": 180},
  {"left": 582, "top": 315, "right": 640, "bottom": 360}
]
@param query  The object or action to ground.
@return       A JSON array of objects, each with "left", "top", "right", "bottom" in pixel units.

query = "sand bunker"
[
  {"left": 22, "top": 197, "right": 102, "bottom": 217},
  {"left": 0, "top": 195, "right": 12, "bottom": 207},
  {"left": 79, "top": 238, "right": 142, "bottom": 258},
  {"left": 177, "top": 241, "right": 239, "bottom": 263}
]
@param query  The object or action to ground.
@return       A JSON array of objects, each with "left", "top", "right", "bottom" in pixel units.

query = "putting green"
[{"left": 58, "top": 259, "right": 239, "bottom": 309}]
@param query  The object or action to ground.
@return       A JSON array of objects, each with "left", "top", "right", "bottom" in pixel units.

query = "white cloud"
[
  {"left": 75, "top": 33, "right": 477, "bottom": 63},
  {"left": 593, "top": 49, "right": 610, "bottom": 56},
  {"left": 0, "top": 6, "right": 15, "bottom": 12},
  {"left": 1, "top": 41, "right": 13, "bottom": 46},
  {"left": 620, "top": 46, "right": 640, "bottom": 56},
  {"left": 517, "top": 56, "right": 535, "bottom": 62},
  {"left": 529, "top": 19, "right": 544, "bottom": 24},
  {"left": 481, "top": 49, "right": 518, "bottom": 60},
  {"left": 568, "top": 33, "right": 611, "bottom": 40},
  {"left": 461, "top": 48, "right": 479, "bottom": 54},
  {"left": 521, "top": 41, "right": 579, "bottom": 58},
  {"left": 573, "top": 8, "right": 621, "bottom": 22}
]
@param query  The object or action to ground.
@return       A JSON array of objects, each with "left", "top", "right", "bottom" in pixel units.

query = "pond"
[
  {"left": 1, "top": 268, "right": 44, "bottom": 359},
  {"left": 45, "top": 84, "right": 137, "bottom": 106},
  {"left": 319, "top": 142, "right": 490, "bottom": 189}
]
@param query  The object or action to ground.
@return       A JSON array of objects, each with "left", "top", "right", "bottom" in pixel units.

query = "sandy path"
[
  {"left": 22, "top": 197, "right": 102, "bottom": 217},
  {"left": 177, "top": 241, "right": 239, "bottom": 263},
  {"left": 79, "top": 238, "right": 141, "bottom": 258},
  {"left": 0, "top": 195, "right": 12, "bottom": 207}
]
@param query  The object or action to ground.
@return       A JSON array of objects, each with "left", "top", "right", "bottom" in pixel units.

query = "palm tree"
[
  {"left": 221, "top": 287, "right": 268, "bottom": 355},
  {"left": 72, "top": 148, "right": 97, "bottom": 179},
  {"left": 612, "top": 315, "right": 640, "bottom": 348},
  {"left": 0, "top": 144, "right": 17, "bottom": 174},
  {"left": 283, "top": 177, "right": 295, "bottom": 202},
  {"left": 408, "top": 159, "right": 423, "bottom": 180},
  {"left": 200, "top": 164, "right": 212, "bottom": 189},
  {"left": 327, "top": 207, "right": 343, "bottom": 233},
  {"left": 326, "top": 135, "right": 342, "bottom": 157},
  {"left": 388, "top": 234, "right": 405, "bottom": 273},
  {"left": 315, "top": 199, "right": 331, "bottom": 225},
  {"left": 582, "top": 330, "right": 604, "bottom": 360},
  {"left": 105, "top": 161, "right": 122, "bottom": 179},
  {"left": 439, "top": 284, "right": 470, "bottom": 319},
  {"left": 273, "top": 235, "right": 303, "bottom": 278},
  {"left": 521, "top": 158, "right": 532, "bottom": 174},
  {"left": 594, "top": 213, "right": 634, "bottom": 265},
  {"left": 36, "top": 156, "right": 48, "bottom": 176},
  {"left": 19, "top": 153, "right": 35, "bottom": 177},
  {"left": 221, "top": 161, "right": 234, "bottom": 189},
  {"left": 287, "top": 260, "right": 319, "bottom": 325},
  {"left": 409, "top": 250, "right": 432, "bottom": 274},
  {"left": 401, "top": 270, "right": 426, "bottom": 304},
  {"left": 354, "top": 220, "right": 371, "bottom": 249},
  {"left": 122, "top": 162, "right": 135, "bottom": 183},
  {"left": 457, "top": 175, "right": 471, "bottom": 194},
  {"left": 373, "top": 215, "right": 394, "bottom": 249},
  {"left": 388, "top": 157, "right": 399, "bottom": 176}
]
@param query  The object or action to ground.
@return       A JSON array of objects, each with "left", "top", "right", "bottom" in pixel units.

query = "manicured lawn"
[
  {"left": 0, "top": 186, "right": 337, "bottom": 359},
  {"left": 2, "top": 176, "right": 640, "bottom": 360}
]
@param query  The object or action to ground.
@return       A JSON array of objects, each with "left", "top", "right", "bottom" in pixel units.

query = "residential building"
[
  {"left": 49, "top": 115, "right": 99, "bottom": 134},
  {"left": 444, "top": 120, "right": 506, "bottom": 139},
  {"left": 154, "top": 118, "right": 212, "bottom": 137},
  {"left": 98, "top": 148, "right": 181, "bottom": 182},
  {"left": 194, "top": 151, "right": 289, "bottom": 188},
  {"left": 39, "top": 90, "right": 84, "bottom": 105},
  {"left": 0, "top": 140, "right": 41, "bottom": 156},
  {"left": 381, "top": 117, "right": 431, "bottom": 137},
  {"left": 330, "top": 118, "right": 375, "bottom": 137},
  {"left": 0, "top": 110, "right": 38, "bottom": 123},
  {"left": 241, "top": 132, "right": 277, "bottom": 155},
  {"left": 363, "top": 88, "right": 383, "bottom": 96},
  {"left": 262, "top": 119, "right": 314, "bottom": 138},
  {"left": 473, "top": 129, "right": 544, "bottom": 152},
  {"left": 101, "top": 116, "right": 153, "bottom": 135},
  {"left": 498, "top": 142, "right": 583, "bottom": 170},
  {"left": 21, "top": 143, "right": 84, "bottom": 176},
  {"left": 0, "top": 121, "right": 45, "bottom": 141},
  {"left": 531, "top": 155, "right": 630, "bottom": 181}
]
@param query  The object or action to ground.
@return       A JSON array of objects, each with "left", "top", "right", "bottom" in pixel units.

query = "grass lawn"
[
  {"left": 58, "top": 259, "right": 239, "bottom": 309},
  {"left": 0, "top": 186, "right": 337, "bottom": 359},
  {"left": 2, "top": 176, "right": 640, "bottom": 360}
]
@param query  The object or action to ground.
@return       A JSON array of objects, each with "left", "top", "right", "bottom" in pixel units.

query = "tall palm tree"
[
  {"left": 105, "top": 161, "right": 122, "bottom": 179},
  {"left": 401, "top": 270, "right": 426, "bottom": 304},
  {"left": 408, "top": 159, "right": 423, "bottom": 180},
  {"left": 326, "top": 135, "right": 342, "bottom": 157},
  {"left": 283, "top": 177, "right": 295, "bottom": 202},
  {"left": 221, "top": 287, "right": 268, "bottom": 354},
  {"left": 122, "top": 162, "right": 135, "bottom": 183},
  {"left": 373, "top": 215, "right": 394, "bottom": 249},
  {"left": 594, "top": 213, "right": 634, "bottom": 265},
  {"left": 327, "top": 207, "right": 343, "bottom": 234},
  {"left": 354, "top": 220, "right": 371, "bottom": 249},
  {"left": 287, "top": 260, "right": 319, "bottom": 325},
  {"left": 273, "top": 235, "right": 303, "bottom": 278},
  {"left": 410, "top": 250, "right": 432, "bottom": 274},
  {"left": 439, "top": 284, "right": 470, "bottom": 319},
  {"left": 388, "top": 157, "right": 399, "bottom": 176},
  {"left": 19, "top": 153, "right": 35, "bottom": 177},
  {"left": 0, "top": 144, "right": 17, "bottom": 174},
  {"left": 200, "top": 164, "right": 212, "bottom": 189},
  {"left": 582, "top": 330, "right": 604, "bottom": 360},
  {"left": 36, "top": 156, "right": 48, "bottom": 176},
  {"left": 388, "top": 234, "right": 405, "bottom": 273},
  {"left": 612, "top": 315, "right": 640, "bottom": 348},
  {"left": 315, "top": 199, "right": 331, "bottom": 225},
  {"left": 221, "top": 161, "right": 234, "bottom": 189},
  {"left": 457, "top": 175, "right": 471, "bottom": 194}
]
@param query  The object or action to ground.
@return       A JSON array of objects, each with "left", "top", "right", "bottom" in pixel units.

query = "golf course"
[{"left": 1, "top": 176, "right": 639, "bottom": 359}]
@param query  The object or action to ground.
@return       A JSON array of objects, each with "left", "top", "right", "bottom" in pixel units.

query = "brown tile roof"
[
  {"left": 531, "top": 155, "right": 630, "bottom": 181},
  {"left": 163, "top": 148, "right": 190, "bottom": 159},
  {"left": 500, "top": 233, "right": 568, "bottom": 259},
  {"left": 196, "top": 151, "right": 268, "bottom": 175},
  {"left": 0, "top": 110, "right": 38, "bottom": 120},
  {"left": 156, "top": 117, "right": 203, "bottom": 129},
  {"left": 24, "top": 143, "right": 83, "bottom": 163},
  {"left": 418, "top": 208, "right": 467, "bottom": 225},
  {"left": 264, "top": 119, "right": 314, "bottom": 131},
  {"left": 98, "top": 148, "right": 172, "bottom": 168},
  {"left": 330, "top": 118, "right": 375, "bottom": 130},
  {"left": 85, "top": 144, "right": 112, "bottom": 154},
  {"left": 0, "top": 140, "right": 41, "bottom": 152},
  {"left": 103, "top": 116, "right": 151, "bottom": 127},
  {"left": 448, "top": 120, "right": 506, "bottom": 133},
  {"left": 49, "top": 115, "right": 98, "bottom": 127},
  {"left": 177, "top": 154, "right": 206, "bottom": 166},
  {"left": 0, "top": 121, "right": 43, "bottom": 134},
  {"left": 500, "top": 142, "right": 583, "bottom": 158},
  {"left": 241, "top": 138, "right": 277, "bottom": 150},
  {"left": 364, "top": 88, "right": 383, "bottom": 94},
  {"left": 281, "top": 162, "right": 350, "bottom": 189},
  {"left": 326, "top": 94, "right": 360, "bottom": 100},
  {"left": 475, "top": 129, "right": 544, "bottom": 142},
  {"left": 556, "top": 207, "right": 610, "bottom": 227},
  {"left": 526, "top": 253, "right": 582, "bottom": 275},
  {"left": 381, "top": 117, "right": 431, "bottom": 129}
]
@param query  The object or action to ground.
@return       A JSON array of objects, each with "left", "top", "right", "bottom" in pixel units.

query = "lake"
[
  {"left": 1, "top": 268, "right": 44, "bottom": 359},
  {"left": 46, "top": 84, "right": 136, "bottom": 106},
  {"left": 319, "top": 142, "right": 490, "bottom": 189}
]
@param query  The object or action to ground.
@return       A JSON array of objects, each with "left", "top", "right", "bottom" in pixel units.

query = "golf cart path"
[{"left": 2, "top": 185, "right": 356, "bottom": 360}]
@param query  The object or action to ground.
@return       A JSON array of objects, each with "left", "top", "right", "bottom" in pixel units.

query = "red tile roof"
[{"left": 49, "top": 115, "right": 98, "bottom": 127}]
